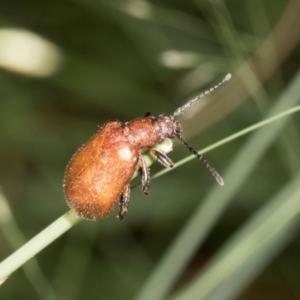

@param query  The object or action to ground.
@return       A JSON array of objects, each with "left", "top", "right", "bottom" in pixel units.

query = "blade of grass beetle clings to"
[
  {"left": 1, "top": 74, "right": 300, "bottom": 284},
  {"left": 149, "top": 104, "right": 300, "bottom": 181},
  {"left": 134, "top": 70, "right": 300, "bottom": 300},
  {"left": 0, "top": 191, "right": 57, "bottom": 298}
]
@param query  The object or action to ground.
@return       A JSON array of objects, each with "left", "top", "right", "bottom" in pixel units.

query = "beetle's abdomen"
[{"left": 64, "top": 121, "right": 139, "bottom": 220}]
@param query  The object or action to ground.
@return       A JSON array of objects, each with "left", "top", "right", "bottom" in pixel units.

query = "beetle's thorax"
[{"left": 125, "top": 115, "right": 179, "bottom": 148}]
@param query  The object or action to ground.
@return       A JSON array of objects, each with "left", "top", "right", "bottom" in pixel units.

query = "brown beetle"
[{"left": 63, "top": 74, "right": 231, "bottom": 220}]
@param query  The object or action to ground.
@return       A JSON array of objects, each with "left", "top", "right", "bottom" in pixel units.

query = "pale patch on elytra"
[{"left": 118, "top": 146, "right": 134, "bottom": 161}]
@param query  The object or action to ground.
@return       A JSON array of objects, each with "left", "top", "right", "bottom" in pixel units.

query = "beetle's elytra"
[{"left": 63, "top": 74, "right": 231, "bottom": 220}]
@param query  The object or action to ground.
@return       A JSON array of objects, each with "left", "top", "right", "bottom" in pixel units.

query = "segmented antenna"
[
  {"left": 176, "top": 133, "right": 224, "bottom": 186},
  {"left": 173, "top": 73, "right": 231, "bottom": 117}
]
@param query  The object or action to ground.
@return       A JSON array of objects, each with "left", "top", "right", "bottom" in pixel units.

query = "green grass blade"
[
  {"left": 135, "top": 70, "right": 300, "bottom": 300},
  {"left": 172, "top": 173, "right": 300, "bottom": 300}
]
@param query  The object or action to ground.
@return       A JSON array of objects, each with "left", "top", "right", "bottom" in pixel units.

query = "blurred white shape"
[
  {"left": 0, "top": 191, "right": 12, "bottom": 223},
  {"left": 0, "top": 277, "right": 8, "bottom": 285},
  {"left": 159, "top": 50, "right": 202, "bottom": 69},
  {"left": 121, "top": 0, "right": 152, "bottom": 19},
  {"left": 0, "top": 28, "right": 61, "bottom": 77}
]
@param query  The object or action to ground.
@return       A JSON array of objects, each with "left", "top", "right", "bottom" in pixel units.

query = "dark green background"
[{"left": 0, "top": 1, "right": 300, "bottom": 299}]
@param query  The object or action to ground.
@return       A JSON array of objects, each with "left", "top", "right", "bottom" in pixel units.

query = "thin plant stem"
[
  {"left": 0, "top": 105, "right": 300, "bottom": 283},
  {"left": 152, "top": 104, "right": 300, "bottom": 180},
  {"left": 0, "top": 209, "right": 81, "bottom": 283}
]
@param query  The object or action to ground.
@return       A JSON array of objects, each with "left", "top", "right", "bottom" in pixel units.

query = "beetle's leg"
[
  {"left": 139, "top": 153, "right": 150, "bottom": 195},
  {"left": 118, "top": 184, "right": 130, "bottom": 220},
  {"left": 150, "top": 148, "right": 174, "bottom": 168}
]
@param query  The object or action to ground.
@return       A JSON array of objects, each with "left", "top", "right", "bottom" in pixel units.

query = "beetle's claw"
[{"left": 117, "top": 208, "right": 128, "bottom": 220}]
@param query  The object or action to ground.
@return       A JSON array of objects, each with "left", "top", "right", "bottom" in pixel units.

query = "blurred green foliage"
[{"left": 0, "top": 0, "right": 300, "bottom": 299}]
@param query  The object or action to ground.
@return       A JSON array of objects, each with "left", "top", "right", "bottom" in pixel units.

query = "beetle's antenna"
[
  {"left": 173, "top": 73, "right": 231, "bottom": 117},
  {"left": 176, "top": 132, "right": 224, "bottom": 186}
]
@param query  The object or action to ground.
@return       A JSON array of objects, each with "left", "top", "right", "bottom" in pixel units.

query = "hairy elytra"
[{"left": 63, "top": 74, "right": 231, "bottom": 220}]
